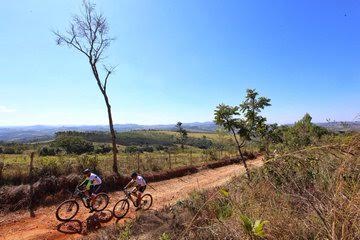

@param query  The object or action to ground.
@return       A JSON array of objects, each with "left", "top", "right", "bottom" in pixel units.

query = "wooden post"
[
  {"left": 137, "top": 152, "right": 140, "bottom": 172},
  {"left": 190, "top": 151, "right": 193, "bottom": 166},
  {"left": 0, "top": 156, "right": 4, "bottom": 182},
  {"left": 28, "top": 152, "right": 35, "bottom": 218},
  {"left": 168, "top": 152, "right": 172, "bottom": 169}
]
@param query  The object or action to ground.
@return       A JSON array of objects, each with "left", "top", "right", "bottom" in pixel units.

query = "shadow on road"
[
  {"left": 57, "top": 219, "right": 83, "bottom": 234},
  {"left": 56, "top": 209, "right": 114, "bottom": 235}
]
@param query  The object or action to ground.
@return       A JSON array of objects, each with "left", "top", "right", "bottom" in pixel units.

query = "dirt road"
[{"left": 0, "top": 158, "right": 262, "bottom": 240}]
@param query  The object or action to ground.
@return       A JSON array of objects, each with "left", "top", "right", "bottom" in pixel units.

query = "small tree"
[
  {"left": 53, "top": 1, "right": 119, "bottom": 174},
  {"left": 214, "top": 104, "right": 251, "bottom": 178},
  {"left": 257, "top": 123, "right": 282, "bottom": 156},
  {"left": 176, "top": 122, "right": 188, "bottom": 149},
  {"left": 240, "top": 89, "right": 272, "bottom": 154},
  {"left": 214, "top": 89, "right": 271, "bottom": 179}
]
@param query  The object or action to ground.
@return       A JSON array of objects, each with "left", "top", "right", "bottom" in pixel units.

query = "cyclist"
[
  {"left": 79, "top": 169, "right": 102, "bottom": 213},
  {"left": 124, "top": 172, "right": 147, "bottom": 210}
]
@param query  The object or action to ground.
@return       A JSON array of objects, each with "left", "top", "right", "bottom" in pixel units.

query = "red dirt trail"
[{"left": 0, "top": 158, "right": 263, "bottom": 240}]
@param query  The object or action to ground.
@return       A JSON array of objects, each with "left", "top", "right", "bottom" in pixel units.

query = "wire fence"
[{"left": 0, "top": 149, "right": 239, "bottom": 186}]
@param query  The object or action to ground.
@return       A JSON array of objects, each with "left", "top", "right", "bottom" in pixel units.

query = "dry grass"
[
  {"left": 0, "top": 148, "right": 239, "bottom": 185},
  {"left": 90, "top": 133, "right": 360, "bottom": 240}
]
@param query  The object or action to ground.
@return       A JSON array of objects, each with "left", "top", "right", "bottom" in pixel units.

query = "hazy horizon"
[
  {"left": 1, "top": 0, "right": 359, "bottom": 126},
  {"left": 0, "top": 118, "right": 359, "bottom": 128}
]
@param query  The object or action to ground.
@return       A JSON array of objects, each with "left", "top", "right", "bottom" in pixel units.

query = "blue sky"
[{"left": 0, "top": 0, "right": 359, "bottom": 126}]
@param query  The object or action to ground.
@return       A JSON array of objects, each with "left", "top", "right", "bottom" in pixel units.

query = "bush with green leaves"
[
  {"left": 94, "top": 144, "right": 112, "bottom": 154},
  {"left": 52, "top": 136, "right": 94, "bottom": 154},
  {"left": 124, "top": 145, "right": 154, "bottom": 153},
  {"left": 77, "top": 154, "right": 100, "bottom": 174},
  {"left": 38, "top": 146, "right": 64, "bottom": 156},
  {"left": 159, "top": 232, "right": 171, "bottom": 240},
  {"left": 2, "top": 147, "right": 16, "bottom": 154},
  {"left": 240, "top": 215, "right": 268, "bottom": 239},
  {"left": 280, "top": 113, "right": 329, "bottom": 150},
  {"left": 187, "top": 136, "right": 213, "bottom": 149}
]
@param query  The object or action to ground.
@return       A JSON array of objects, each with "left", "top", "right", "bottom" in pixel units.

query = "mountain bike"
[
  {"left": 113, "top": 189, "right": 153, "bottom": 219},
  {"left": 55, "top": 185, "right": 109, "bottom": 221}
]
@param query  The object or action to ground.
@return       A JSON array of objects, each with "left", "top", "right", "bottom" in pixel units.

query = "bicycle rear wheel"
[
  {"left": 140, "top": 194, "right": 153, "bottom": 210},
  {"left": 56, "top": 200, "right": 79, "bottom": 222},
  {"left": 113, "top": 199, "right": 130, "bottom": 219}
]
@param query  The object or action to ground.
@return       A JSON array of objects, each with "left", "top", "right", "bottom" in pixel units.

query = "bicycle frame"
[
  {"left": 71, "top": 187, "right": 91, "bottom": 208},
  {"left": 123, "top": 190, "right": 139, "bottom": 207}
]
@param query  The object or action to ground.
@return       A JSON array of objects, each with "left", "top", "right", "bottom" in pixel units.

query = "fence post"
[
  {"left": 28, "top": 152, "right": 35, "bottom": 218},
  {"left": 168, "top": 152, "right": 172, "bottom": 169},
  {"left": 0, "top": 156, "right": 4, "bottom": 182},
  {"left": 190, "top": 150, "right": 193, "bottom": 166},
  {"left": 137, "top": 152, "right": 140, "bottom": 172}
]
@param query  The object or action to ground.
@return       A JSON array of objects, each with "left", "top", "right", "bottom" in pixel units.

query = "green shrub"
[
  {"left": 52, "top": 136, "right": 94, "bottom": 154},
  {"left": 280, "top": 113, "right": 329, "bottom": 150},
  {"left": 3, "top": 147, "right": 16, "bottom": 154},
  {"left": 38, "top": 146, "right": 63, "bottom": 156},
  {"left": 239, "top": 215, "right": 268, "bottom": 238},
  {"left": 94, "top": 144, "right": 112, "bottom": 154},
  {"left": 36, "top": 157, "right": 62, "bottom": 176},
  {"left": 159, "top": 232, "right": 171, "bottom": 240},
  {"left": 77, "top": 155, "right": 100, "bottom": 174}
]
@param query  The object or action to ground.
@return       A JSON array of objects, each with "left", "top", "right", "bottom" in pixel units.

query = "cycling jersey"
[
  {"left": 89, "top": 173, "right": 102, "bottom": 185},
  {"left": 131, "top": 175, "right": 146, "bottom": 187},
  {"left": 81, "top": 173, "right": 102, "bottom": 190}
]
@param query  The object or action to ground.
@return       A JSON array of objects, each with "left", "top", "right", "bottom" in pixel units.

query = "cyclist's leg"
[
  {"left": 90, "top": 185, "right": 101, "bottom": 201},
  {"left": 136, "top": 186, "right": 146, "bottom": 207},
  {"left": 129, "top": 187, "right": 137, "bottom": 205},
  {"left": 89, "top": 184, "right": 101, "bottom": 211}
]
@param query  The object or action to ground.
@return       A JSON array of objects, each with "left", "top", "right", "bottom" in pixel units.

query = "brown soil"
[{"left": 0, "top": 157, "right": 263, "bottom": 240}]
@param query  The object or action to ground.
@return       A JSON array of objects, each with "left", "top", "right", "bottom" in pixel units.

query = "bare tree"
[{"left": 53, "top": 1, "right": 118, "bottom": 173}]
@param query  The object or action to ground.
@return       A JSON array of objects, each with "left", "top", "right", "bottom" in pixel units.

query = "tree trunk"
[
  {"left": 90, "top": 62, "right": 119, "bottom": 174},
  {"left": 104, "top": 99, "right": 118, "bottom": 174},
  {"left": 230, "top": 129, "right": 250, "bottom": 180}
]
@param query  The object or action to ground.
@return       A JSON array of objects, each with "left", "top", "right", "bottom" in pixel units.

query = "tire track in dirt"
[{"left": 0, "top": 158, "right": 263, "bottom": 240}]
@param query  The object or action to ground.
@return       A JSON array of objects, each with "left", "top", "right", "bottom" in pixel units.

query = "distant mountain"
[
  {"left": 316, "top": 121, "right": 360, "bottom": 132},
  {"left": 0, "top": 122, "right": 217, "bottom": 142},
  {"left": 0, "top": 121, "right": 358, "bottom": 143}
]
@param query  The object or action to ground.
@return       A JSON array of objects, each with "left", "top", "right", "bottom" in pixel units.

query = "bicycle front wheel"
[
  {"left": 56, "top": 200, "right": 79, "bottom": 222},
  {"left": 113, "top": 199, "right": 130, "bottom": 219}
]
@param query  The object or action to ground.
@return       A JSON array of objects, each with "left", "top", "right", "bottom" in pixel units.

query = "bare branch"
[
  {"left": 103, "top": 65, "right": 116, "bottom": 92},
  {"left": 54, "top": 0, "right": 119, "bottom": 173},
  {"left": 53, "top": 0, "right": 113, "bottom": 64},
  {"left": 52, "top": 30, "right": 90, "bottom": 57}
]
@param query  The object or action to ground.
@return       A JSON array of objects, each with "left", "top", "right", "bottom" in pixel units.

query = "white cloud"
[{"left": 0, "top": 106, "right": 16, "bottom": 113}]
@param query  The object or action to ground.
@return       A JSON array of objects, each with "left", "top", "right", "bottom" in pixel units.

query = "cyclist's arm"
[
  {"left": 124, "top": 179, "right": 134, "bottom": 189},
  {"left": 79, "top": 178, "right": 88, "bottom": 188}
]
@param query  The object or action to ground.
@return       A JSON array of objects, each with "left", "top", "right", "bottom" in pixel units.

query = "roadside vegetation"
[
  {"left": 88, "top": 122, "right": 359, "bottom": 240},
  {"left": 0, "top": 130, "right": 239, "bottom": 186}
]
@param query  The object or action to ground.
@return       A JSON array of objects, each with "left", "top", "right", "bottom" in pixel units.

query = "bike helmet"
[
  {"left": 83, "top": 169, "right": 91, "bottom": 174},
  {"left": 131, "top": 172, "right": 138, "bottom": 178}
]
